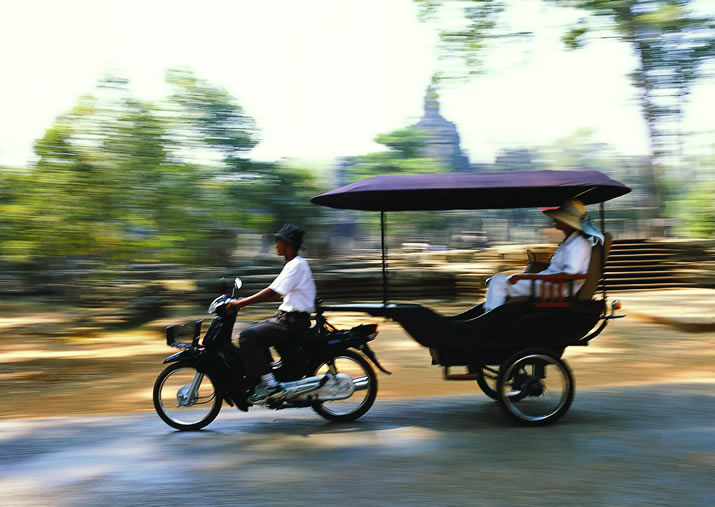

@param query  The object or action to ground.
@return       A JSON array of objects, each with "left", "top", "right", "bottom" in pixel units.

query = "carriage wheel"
[
  {"left": 475, "top": 365, "right": 499, "bottom": 400},
  {"left": 497, "top": 348, "right": 574, "bottom": 426}
]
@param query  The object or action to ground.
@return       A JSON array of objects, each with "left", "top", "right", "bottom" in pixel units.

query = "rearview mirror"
[{"left": 234, "top": 277, "right": 242, "bottom": 290}]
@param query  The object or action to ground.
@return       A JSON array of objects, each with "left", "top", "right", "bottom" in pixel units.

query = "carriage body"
[{"left": 312, "top": 170, "right": 630, "bottom": 425}]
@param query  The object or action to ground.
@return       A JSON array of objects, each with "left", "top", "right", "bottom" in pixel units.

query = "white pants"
[
  {"left": 484, "top": 274, "right": 537, "bottom": 311},
  {"left": 484, "top": 273, "right": 584, "bottom": 311}
]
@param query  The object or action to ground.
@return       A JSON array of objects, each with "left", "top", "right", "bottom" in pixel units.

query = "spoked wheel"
[
  {"left": 475, "top": 365, "right": 500, "bottom": 400},
  {"left": 311, "top": 349, "right": 377, "bottom": 422},
  {"left": 153, "top": 362, "right": 222, "bottom": 431},
  {"left": 497, "top": 349, "right": 574, "bottom": 426}
]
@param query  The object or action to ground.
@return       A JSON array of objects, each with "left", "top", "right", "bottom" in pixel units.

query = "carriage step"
[
  {"left": 444, "top": 373, "right": 480, "bottom": 380},
  {"left": 443, "top": 367, "right": 480, "bottom": 380}
]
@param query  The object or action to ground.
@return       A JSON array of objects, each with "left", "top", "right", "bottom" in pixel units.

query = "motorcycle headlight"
[{"left": 208, "top": 295, "right": 227, "bottom": 314}]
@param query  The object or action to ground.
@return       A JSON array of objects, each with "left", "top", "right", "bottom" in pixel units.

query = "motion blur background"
[{"left": 1, "top": 0, "right": 714, "bottom": 328}]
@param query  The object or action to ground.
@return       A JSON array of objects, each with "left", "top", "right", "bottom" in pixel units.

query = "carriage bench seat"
[
  {"left": 508, "top": 273, "right": 588, "bottom": 308},
  {"left": 505, "top": 232, "right": 612, "bottom": 307}
]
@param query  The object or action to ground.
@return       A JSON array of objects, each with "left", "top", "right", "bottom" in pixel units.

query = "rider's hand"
[{"left": 227, "top": 298, "right": 244, "bottom": 313}]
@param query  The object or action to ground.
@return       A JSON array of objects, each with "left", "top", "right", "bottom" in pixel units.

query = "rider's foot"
[{"left": 248, "top": 382, "right": 284, "bottom": 404}]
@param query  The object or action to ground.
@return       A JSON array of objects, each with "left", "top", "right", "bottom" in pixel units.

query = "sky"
[{"left": 1, "top": 0, "right": 713, "bottom": 169}]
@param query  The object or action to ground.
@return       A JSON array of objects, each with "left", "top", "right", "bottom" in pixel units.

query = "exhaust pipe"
[
  {"left": 352, "top": 375, "right": 370, "bottom": 391},
  {"left": 281, "top": 374, "right": 329, "bottom": 399},
  {"left": 281, "top": 373, "right": 356, "bottom": 402}
]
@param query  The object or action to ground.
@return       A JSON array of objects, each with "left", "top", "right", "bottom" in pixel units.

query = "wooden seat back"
[
  {"left": 576, "top": 232, "right": 612, "bottom": 300},
  {"left": 507, "top": 232, "right": 613, "bottom": 307}
]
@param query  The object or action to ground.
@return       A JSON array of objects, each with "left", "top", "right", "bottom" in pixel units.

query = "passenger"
[{"left": 483, "top": 199, "right": 603, "bottom": 312}]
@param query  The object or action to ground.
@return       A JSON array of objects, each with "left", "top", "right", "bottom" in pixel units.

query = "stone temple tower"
[{"left": 411, "top": 85, "right": 471, "bottom": 172}]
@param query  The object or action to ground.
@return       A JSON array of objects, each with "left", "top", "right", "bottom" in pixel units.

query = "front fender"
[
  {"left": 357, "top": 343, "right": 392, "bottom": 375},
  {"left": 163, "top": 348, "right": 204, "bottom": 364}
]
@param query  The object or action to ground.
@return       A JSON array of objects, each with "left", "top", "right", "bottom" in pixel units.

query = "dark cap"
[{"left": 273, "top": 223, "right": 305, "bottom": 249}]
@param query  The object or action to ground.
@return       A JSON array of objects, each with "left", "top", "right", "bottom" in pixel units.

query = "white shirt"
[
  {"left": 485, "top": 232, "right": 593, "bottom": 311},
  {"left": 540, "top": 231, "right": 592, "bottom": 283},
  {"left": 269, "top": 256, "right": 316, "bottom": 313}
]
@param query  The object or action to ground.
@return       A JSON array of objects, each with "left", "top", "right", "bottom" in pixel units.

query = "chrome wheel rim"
[
  {"left": 501, "top": 354, "right": 570, "bottom": 423},
  {"left": 314, "top": 355, "right": 372, "bottom": 417},
  {"left": 157, "top": 366, "right": 217, "bottom": 426}
]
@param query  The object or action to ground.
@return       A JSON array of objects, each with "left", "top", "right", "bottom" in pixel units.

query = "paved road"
[{"left": 2, "top": 383, "right": 713, "bottom": 506}]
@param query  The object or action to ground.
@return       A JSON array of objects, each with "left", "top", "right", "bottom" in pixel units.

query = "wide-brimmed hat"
[
  {"left": 273, "top": 223, "right": 305, "bottom": 248},
  {"left": 543, "top": 199, "right": 586, "bottom": 231}
]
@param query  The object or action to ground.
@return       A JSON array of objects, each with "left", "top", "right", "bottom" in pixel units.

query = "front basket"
[{"left": 165, "top": 320, "right": 203, "bottom": 347}]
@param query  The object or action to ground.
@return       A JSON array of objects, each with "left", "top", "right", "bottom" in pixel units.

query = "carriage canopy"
[{"left": 311, "top": 170, "right": 631, "bottom": 211}]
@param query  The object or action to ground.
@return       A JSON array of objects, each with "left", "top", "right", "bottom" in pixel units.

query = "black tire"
[
  {"left": 475, "top": 365, "right": 500, "bottom": 400},
  {"left": 497, "top": 348, "right": 574, "bottom": 426},
  {"left": 153, "top": 362, "right": 222, "bottom": 431},
  {"left": 311, "top": 349, "right": 378, "bottom": 422}
]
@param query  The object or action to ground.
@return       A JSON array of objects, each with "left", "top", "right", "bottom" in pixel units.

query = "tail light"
[{"left": 363, "top": 324, "right": 378, "bottom": 340}]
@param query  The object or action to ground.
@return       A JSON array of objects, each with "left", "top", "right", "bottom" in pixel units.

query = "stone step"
[
  {"left": 609, "top": 244, "right": 674, "bottom": 252},
  {"left": 607, "top": 252, "right": 675, "bottom": 260},
  {"left": 601, "top": 282, "right": 690, "bottom": 291},
  {"left": 601, "top": 273, "right": 691, "bottom": 283},
  {"left": 604, "top": 264, "right": 683, "bottom": 272},
  {"left": 605, "top": 259, "right": 680, "bottom": 267},
  {"left": 601, "top": 275, "right": 687, "bottom": 285}
]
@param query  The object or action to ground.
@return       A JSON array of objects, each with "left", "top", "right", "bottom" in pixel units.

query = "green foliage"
[
  {"left": 676, "top": 182, "right": 715, "bottom": 237},
  {"left": 348, "top": 127, "right": 447, "bottom": 181},
  {"left": 0, "top": 70, "right": 319, "bottom": 270},
  {"left": 415, "top": 0, "right": 715, "bottom": 215},
  {"left": 345, "top": 127, "right": 451, "bottom": 240},
  {"left": 551, "top": 0, "right": 715, "bottom": 199},
  {"left": 164, "top": 68, "right": 259, "bottom": 165},
  {"left": 415, "top": 0, "right": 512, "bottom": 78},
  {"left": 663, "top": 140, "right": 715, "bottom": 238}
]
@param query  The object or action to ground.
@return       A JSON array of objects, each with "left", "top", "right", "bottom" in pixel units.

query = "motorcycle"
[{"left": 153, "top": 278, "right": 389, "bottom": 431}]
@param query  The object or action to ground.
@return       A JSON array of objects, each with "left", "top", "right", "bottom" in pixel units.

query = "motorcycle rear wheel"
[
  {"left": 311, "top": 350, "right": 377, "bottom": 422},
  {"left": 153, "top": 362, "right": 222, "bottom": 431}
]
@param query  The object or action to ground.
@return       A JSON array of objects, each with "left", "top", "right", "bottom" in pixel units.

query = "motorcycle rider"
[{"left": 226, "top": 224, "right": 317, "bottom": 404}]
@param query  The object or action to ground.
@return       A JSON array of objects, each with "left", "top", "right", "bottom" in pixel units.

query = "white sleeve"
[
  {"left": 269, "top": 261, "right": 299, "bottom": 296},
  {"left": 561, "top": 237, "right": 592, "bottom": 274},
  {"left": 543, "top": 236, "right": 591, "bottom": 275}
]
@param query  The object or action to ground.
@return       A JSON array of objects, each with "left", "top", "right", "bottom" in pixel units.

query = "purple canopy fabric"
[{"left": 311, "top": 170, "right": 631, "bottom": 211}]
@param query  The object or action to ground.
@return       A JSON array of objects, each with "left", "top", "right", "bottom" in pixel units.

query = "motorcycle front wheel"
[
  {"left": 311, "top": 350, "right": 377, "bottom": 422},
  {"left": 153, "top": 362, "right": 222, "bottom": 431}
]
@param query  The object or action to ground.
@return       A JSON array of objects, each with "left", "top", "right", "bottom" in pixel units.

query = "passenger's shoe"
[{"left": 248, "top": 382, "right": 284, "bottom": 404}]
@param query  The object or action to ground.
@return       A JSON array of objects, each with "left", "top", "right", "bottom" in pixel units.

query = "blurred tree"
[
  {"left": 414, "top": 0, "right": 519, "bottom": 77},
  {"left": 164, "top": 68, "right": 259, "bottom": 168},
  {"left": 0, "top": 70, "right": 316, "bottom": 271},
  {"left": 415, "top": 0, "right": 715, "bottom": 215},
  {"left": 221, "top": 161, "right": 324, "bottom": 243},
  {"left": 552, "top": 0, "right": 715, "bottom": 210},
  {"left": 664, "top": 139, "right": 715, "bottom": 237},
  {"left": 675, "top": 183, "right": 715, "bottom": 237},
  {"left": 162, "top": 68, "right": 322, "bottom": 252},
  {"left": 348, "top": 127, "right": 447, "bottom": 180},
  {"left": 346, "top": 127, "right": 452, "bottom": 242},
  {"left": 5, "top": 76, "right": 174, "bottom": 263},
  {"left": 493, "top": 148, "right": 546, "bottom": 171}
]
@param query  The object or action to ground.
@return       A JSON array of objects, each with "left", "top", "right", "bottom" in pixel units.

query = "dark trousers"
[{"left": 238, "top": 311, "right": 311, "bottom": 378}]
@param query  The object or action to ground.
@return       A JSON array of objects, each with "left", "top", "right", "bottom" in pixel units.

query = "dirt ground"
[{"left": 1, "top": 300, "right": 714, "bottom": 420}]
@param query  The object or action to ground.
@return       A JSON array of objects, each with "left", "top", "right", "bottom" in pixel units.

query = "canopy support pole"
[
  {"left": 600, "top": 203, "right": 608, "bottom": 300},
  {"left": 381, "top": 210, "right": 388, "bottom": 305}
]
